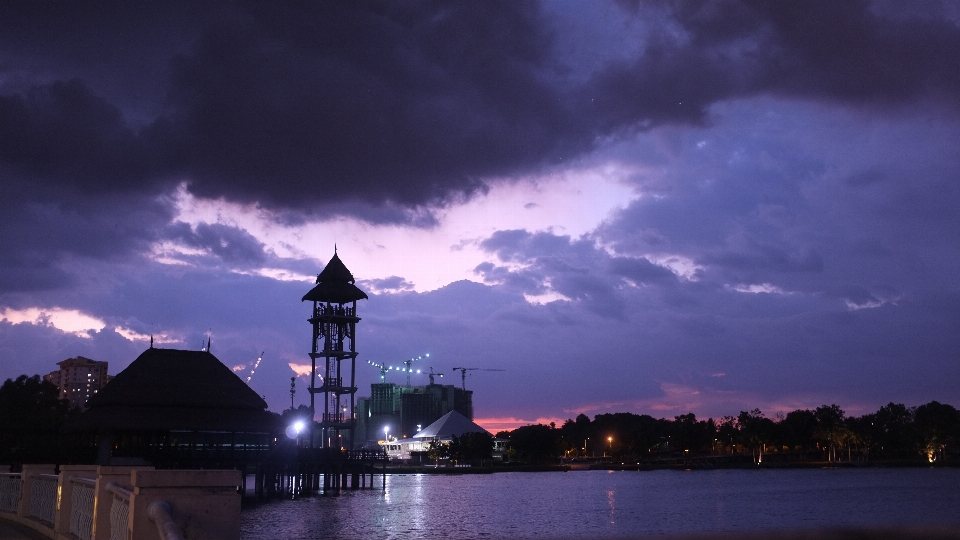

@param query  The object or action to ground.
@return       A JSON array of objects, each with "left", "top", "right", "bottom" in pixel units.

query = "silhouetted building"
[
  {"left": 355, "top": 382, "right": 473, "bottom": 445},
  {"left": 44, "top": 356, "right": 112, "bottom": 409},
  {"left": 64, "top": 347, "right": 278, "bottom": 466}
]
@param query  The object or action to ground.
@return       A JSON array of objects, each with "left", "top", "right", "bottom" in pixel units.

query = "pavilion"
[
  {"left": 381, "top": 410, "right": 506, "bottom": 462},
  {"left": 64, "top": 346, "right": 280, "bottom": 467}
]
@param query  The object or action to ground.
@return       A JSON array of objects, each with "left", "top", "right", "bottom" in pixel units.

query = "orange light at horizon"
[{"left": 474, "top": 416, "right": 565, "bottom": 434}]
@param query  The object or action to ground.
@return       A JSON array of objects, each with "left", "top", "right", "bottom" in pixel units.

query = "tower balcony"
[
  {"left": 309, "top": 350, "right": 358, "bottom": 360},
  {"left": 309, "top": 380, "right": 358, "bottom": 395},
  {"left": 319, "top": 414, "right": 355, "bottom": 429}
]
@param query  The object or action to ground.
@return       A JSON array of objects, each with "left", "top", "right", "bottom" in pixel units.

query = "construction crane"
[
  {"left": 427, "top": 367, "right": 444, "bottom": 385},
  {"left": 451, "top": 367, "right": 505, "bottom": 390},
  {"left": 245, "top": 352, "right": 264, "bottom": 384},
  {"left": 367, "top": 353, "right": 430, "bottom": 385},
  {"left": 367, "top": 360, "right": 392, "bottom": 383},
  {"left": 397, "top": 354, "right": 428, "bottom": 386}
]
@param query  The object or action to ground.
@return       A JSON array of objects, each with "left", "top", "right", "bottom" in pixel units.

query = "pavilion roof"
[
  {"left": 414, "top": 410, "right": 489, "bottom": 439},
  {"left": 64, "top": 347, "right": 277, "bottom": 433}
]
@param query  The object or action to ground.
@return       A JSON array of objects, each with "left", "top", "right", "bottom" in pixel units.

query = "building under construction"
[{"left": 355, "top": 382, "right": 472, "bottom": 445}]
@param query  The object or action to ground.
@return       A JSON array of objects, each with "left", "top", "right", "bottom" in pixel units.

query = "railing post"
[
  {"left": 91, "top": 466, "right": 152, "bottom": 540},
  {"left": 129, "top": 470, "right": 242, "bottom": 540},
  {"left": 54, "top": 464, "right": 98, "bottom": 539},
  {"left": 15, "top": 464, "right": 54, "bottom": 522}
]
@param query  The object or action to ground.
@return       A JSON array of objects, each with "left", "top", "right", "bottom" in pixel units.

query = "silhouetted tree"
[
  {"left": 449, "top": 432, "right": 493, "bottom": 465},
  {"left": 737, "top": 409, "right": 776, "bottom": 462},
  {"left": 716, "top": 416, "right": 738, "bottom": 453},
  {"left": 560, "top": 413, "right": 592, "bottom": 456},
  {"left": 813, "top": 405, "right": 850, "bottom": 462},
  {"left": 872, "top": 402, "right": 916, "bottom": 458},
  {"left": 914, "top": 401, "right": 960, "bottom": 462},
  {"left": 672, "top": 413, "right": 715, "bottom": 453},
  {"left": 427, "top": 440, "right": 449, "bottom": 465},
  {"left": 507, "top": 424, "right": 561, "bottom": 464},
  {"left": 780, "top": 409, "right": 818, "bottom": 452},
  {"left": 0, "top": 375, "right": 76, "bottom": 463}
]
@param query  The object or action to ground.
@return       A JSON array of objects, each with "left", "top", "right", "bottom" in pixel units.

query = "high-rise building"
[
  {"left": 44, "top": 356, "right": 111, "bottom": 409},
  {"left": 355, "top": 382, "right": 473, "bottom": 445}
]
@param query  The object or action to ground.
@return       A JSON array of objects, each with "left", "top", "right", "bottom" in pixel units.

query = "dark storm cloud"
[
  {"left": 0, "top": 80, "right": 148, "bottom": 189},
  {"left": 3, "top": 0, "right": 959, "bottom": 225},
  {"left": 0, "top": 182, "right": 175, "bottom": 293},
  {"left": 589, "top": 0, "right": 960, "bottom": 128},
  {"left": 164, "top": 222, "right": 268, "bottom": 267},
  {"left": 1, "top": 0, "right": 572, "bottom": 216}
]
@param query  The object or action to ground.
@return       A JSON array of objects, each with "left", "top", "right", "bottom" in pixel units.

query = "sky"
[{"left": 2, "top": 0, "right": 959, "bottom": 433}]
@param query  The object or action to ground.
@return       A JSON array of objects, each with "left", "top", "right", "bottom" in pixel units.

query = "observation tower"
[{"left": 302, "top": 251, "right": 368, "bottom": 449}]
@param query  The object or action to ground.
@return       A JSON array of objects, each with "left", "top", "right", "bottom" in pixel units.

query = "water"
[{"left": 241, "top": 468, "right": 960, "bottom": 539}]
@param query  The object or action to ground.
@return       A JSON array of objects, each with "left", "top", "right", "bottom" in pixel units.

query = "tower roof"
[
  {"left": 302, "top": 252, "right": 369, "bottom": 303},
  {"left": 317, "top": 252, "right": 355, "bottom": 283}
]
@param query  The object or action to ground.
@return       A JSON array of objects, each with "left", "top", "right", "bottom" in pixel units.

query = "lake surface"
[{"left": 240, "top": 468, "right": 960, "bottom": 539}]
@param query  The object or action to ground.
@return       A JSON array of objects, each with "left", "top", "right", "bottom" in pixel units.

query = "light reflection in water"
[
  {"left": 606, "top": 489, "right": 616, "bottom": 525},
  {"left": 241, "top": 468, "right": 960, "bottom": 540}
]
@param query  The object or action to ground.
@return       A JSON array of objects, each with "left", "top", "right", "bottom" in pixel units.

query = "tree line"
[
  {"left": 495, "top": 401, "right": 960, "bottom": 465},
  {"left": 4, "top": 374, "right": 958, "bottom": 468}
]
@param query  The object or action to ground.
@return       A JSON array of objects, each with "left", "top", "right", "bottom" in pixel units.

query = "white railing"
[
  {"left": 29, "top": 474, "right": 58, "bottom": 525},
  {"left": 70, "top": 476, "right": 97, "bottom": 540},
  {"left": 0, "top": 474, "right": 21, "bottom": 513},
  {"left": 106, "top": 482, "right": 131, "bottom": 540},
  {"left": 0, "top": 468, "right": 240, "bottom": 540}
]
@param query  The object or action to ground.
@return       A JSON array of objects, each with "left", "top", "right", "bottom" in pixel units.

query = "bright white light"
[{"left": 294, "top": 421, "right": 305, "bottom": 433}]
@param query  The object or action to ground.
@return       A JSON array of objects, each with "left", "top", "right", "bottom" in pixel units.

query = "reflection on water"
[
  {"left": 607, "top": 488, "right": 615, "bottom": 525},
  {"left": 241, "top": 468, "right": 960, "bottom": 540}
]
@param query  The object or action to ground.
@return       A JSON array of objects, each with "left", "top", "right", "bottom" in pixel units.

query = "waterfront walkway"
[{"left": 0, "top": 520, "right": 46, "bottom": 540}]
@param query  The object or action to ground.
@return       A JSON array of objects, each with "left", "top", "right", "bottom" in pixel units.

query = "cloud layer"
[{"left": 2, "top": 1, "right": 959, "bottom": 422}]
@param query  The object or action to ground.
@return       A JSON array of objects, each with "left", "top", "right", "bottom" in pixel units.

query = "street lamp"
[
  {"left": 285, "top": 420, "right": 306, "bottom": 446},
  {"left": 607, "top": 436, "right": 613, "bottom": 457},
  {"left": 384, "top": 426, "right": 390, "bottom": 443}
]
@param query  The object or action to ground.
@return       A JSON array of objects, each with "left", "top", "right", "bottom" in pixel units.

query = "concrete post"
[
  {"left": 16, "top": 464, "right": 55, "bottom": 519},
  {"left": 54, "top": 464, "right": 98, "bottom": 540},
  {"left": 92, "top": 466, "right": 152, "bottom": 540},
  {"left": 16, "top": 464, "right": 56, "bottom": 536},
  {"left": 129, "top": 469, "right": 241, "bottom": 540}
]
